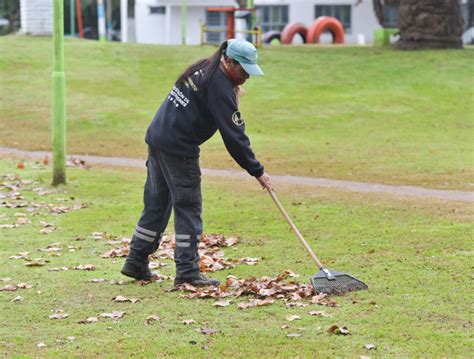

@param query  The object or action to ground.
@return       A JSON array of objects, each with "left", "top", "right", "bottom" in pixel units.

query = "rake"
[{"left": 266, "top": 188, "right": 368, "bottom": 295}]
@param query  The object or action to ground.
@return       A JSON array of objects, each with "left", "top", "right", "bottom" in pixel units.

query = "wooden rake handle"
[{"left": 266, "top": 187, "right": 324, "bottom": 270}]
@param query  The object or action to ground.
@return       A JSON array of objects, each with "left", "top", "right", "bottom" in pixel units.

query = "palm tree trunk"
[{"left": 397, "top": 0, "right": 463, "bottom": 49}]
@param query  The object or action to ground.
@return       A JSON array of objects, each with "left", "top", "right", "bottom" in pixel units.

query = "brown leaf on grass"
[
  {"left": 42, "top": 156, "right": 49, "bottom": 165},
  {"left": 78, "top": 317, "right": 99, "bottom": 324},
  {"left": 16, "top": 161, "right": 26, "bottom": 169},
  {"left": 280, "top": 325, "right": 290, "bottom": 329},
  {"left": 327, "top": 325, "right": 350, "bottom": 335},
  {"left": 24, "top": 260, "right": 46, "bottom": 267},
  {"left": 0, "top": 224, "right": 19, "bottom": 229},
  {"left": 286, "top": 315, "right": 301, "bottom": 322},
  {"left": 101, "top": 246, "right": 129, "bottom": 258},
  {"left": 237, "top": 298, "right": 275, "bottom": 309},
  {"left": 67, "top": 157, "right": 90, "bottom": 169},
  {"left": 39, "top": 227, "right": 56, "bottom": 235},
  {"left": 1, "top": 285, "right": 17, "bottom": 292},
  {"left": 364, "top": 343, "right": 377, "bottom": 350},
  {"left": 182, "top": 319, "right": 197, "bottom": 325},
  {"left": 112, "top": 296, "right": 140, "bottom": 304},
  {"left": 309, "top": 311, "right": 331, "bottom": 318},
  {"left": 16, "top": 217, "right": 31, "bottom": 225},
  {"left": 100, "top": 311, "right": 125, "bottom": 319},
  {"left": 49, "top": 311, "right": 69, "bottom": 320},
  {"left": 16, "top": 283, "right": 33, "bottom": 289},
  {"left": 311, "top": 293, "right": 338, "bottom": 307},
  {"left": 91, "top": 232, "right": 105, "bottom": 239},
  {"left": 145, "top": 315, "right": 161, "bottom": 325},
  {"left": 9, "top": 252, "right": 30, "bottom": 260},
  {"left": 238, "top": 257, "right": 260, "bottom": 265},
  {"left": 213, "top": 300, "right": 231, "bottom": 307},
  {"left": 197, "top": 328, "right": 219, "bottom": 335},
  {"left": 91, "top": 278, "right": 106, "bottom": 283},
  {"left": 74, "top": 264, "right": 96, "bottom": 271},
  {"left": 285, "top": 302, "right": 308, "bottom": 308}
]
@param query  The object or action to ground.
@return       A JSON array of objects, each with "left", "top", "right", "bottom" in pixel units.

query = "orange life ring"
[
  {"left": 307, "top": 16, "right": 345, "bottom": 44},
  {"left": 280, "top": 22, "right": 308, "bottom": 44}
]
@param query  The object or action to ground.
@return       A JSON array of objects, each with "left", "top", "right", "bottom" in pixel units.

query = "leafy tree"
[{"left": 0, "top": 0, "right": 20, "bottom": 35}]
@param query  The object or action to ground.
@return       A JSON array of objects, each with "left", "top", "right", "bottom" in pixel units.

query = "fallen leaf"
[
  {"left": 364, "top": 343, "right": 377, "bottom": 350},
  {"left": 74, "top": 264, "right": 96, "bottom": 271},
  {"left": 197, "top": 328, "right": 219, "bottom": 335},
  {"left": 49, "top": 313, "right": 69, "bottom": 320},
  {"left": 280, "top": 325, "right": 290, "bottom": 329},
  {"left": 16, "top": 161, "right": 26, "bottom": 169},
  {"left": 309, "top": 311, "right": 331, "bottom": 318},
  {"left": 145, "top": 315, "right": 161, "bottom": 325},
  {"left": 112, "top": 296, "right": 140, "bottom": 304},
  {"left": 91, "top": 278, "right": 106, "bottom": 283},
  {"left": 182, "top": 319, "right": 197, "bottom": 325},
  {"left": 78, "top": 317, "right": 99, "bottom": 324},
  {"left": 100, "top": 311, "right": 125, "bottom": 319},
  {"left": 16, "top": 217, "right": 31, "bottom": 225},
  {"left": 327, "top": 325, "right": 351, "bottom": 335},
  {"left": 37, "top": 342, "right": 47, "bottom": 348},
  {"left": 24, "top": 261, "right": 45, "bottom": 267},
  {"left": 286, "top": 315, "right": 301, "bottom": 322},
  {"left": 12, "top": 296, "right": 24, "bottom": 302},
  {"left": 1, "top": 278, "right": 12, "bottom": 282},
  {"left": 213, "top": 300, "right": 231, "bottom": 307}
]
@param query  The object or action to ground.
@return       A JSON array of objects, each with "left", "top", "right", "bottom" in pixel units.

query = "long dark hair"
[{"left": 175, "top": 40, "right": 233, "bottom": 91}]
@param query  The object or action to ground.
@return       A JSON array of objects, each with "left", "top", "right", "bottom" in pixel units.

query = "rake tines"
[{"left": 310, "top": 269, "right": 368, "bottom": 295}]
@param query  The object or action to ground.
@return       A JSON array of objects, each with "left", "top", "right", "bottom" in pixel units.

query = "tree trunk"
[{"left": 396, "top": 0, "right": 463, "bottom": 49}]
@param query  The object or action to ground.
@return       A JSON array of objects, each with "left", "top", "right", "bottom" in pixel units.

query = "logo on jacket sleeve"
[{"left": 232, "top": 111, "right": 245, "bottom": 126}]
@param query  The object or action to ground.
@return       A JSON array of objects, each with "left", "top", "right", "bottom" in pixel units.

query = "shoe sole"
[{"left": 121, "top": 268, "right": 148, "bottom": 281}]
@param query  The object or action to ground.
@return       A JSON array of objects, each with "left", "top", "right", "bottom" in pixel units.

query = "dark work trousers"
[{"left": 127, "top": 147, "right": 203, "bottom": 279}]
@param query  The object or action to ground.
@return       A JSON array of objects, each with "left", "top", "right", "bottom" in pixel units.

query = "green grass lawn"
[
  {"left": 0, "top": 159, "right": 472, "bottom": 357},
  {"left": 1, "top": 36, "right": 473, "bottom": 190}
]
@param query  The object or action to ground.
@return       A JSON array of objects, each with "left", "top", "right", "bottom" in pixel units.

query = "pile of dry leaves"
[
  {"left": 100, "top": 233, "right": 259, "bottom": 272},
  {"left": 172, "top": 270, "right": 338, "bottom": 309}
]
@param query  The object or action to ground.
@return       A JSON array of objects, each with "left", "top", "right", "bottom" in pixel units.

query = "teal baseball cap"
[{"left": 225, "top": 39, "right": 264, "bottom": 76}]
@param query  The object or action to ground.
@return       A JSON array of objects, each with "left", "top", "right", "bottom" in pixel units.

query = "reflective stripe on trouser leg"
[
  {"left": 128, "top": 150, "right": 172, "bottom": 263},
  {"left": 156, "top": 151, "right": 203, "bottom": 279}
]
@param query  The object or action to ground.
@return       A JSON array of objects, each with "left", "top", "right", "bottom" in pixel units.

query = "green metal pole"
[
  {"left": 70, "top": 0, "right": 75, "bottom": 36},
  {"left": 52, "top": 0, "right": 67, "bottom": 186},
  {"left": 247, "top": 0, "right": 254, "bottom": 29},
  {"left": 181, "top": 0, "right": 186, "bottom": 45}
]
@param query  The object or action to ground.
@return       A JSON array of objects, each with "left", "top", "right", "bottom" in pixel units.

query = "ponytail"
[{"left": 175, "top": 41, "right": 229, "bottom": 92}]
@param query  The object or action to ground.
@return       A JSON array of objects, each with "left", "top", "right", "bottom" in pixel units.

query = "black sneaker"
[
  {"left": 174, "top": 273, "right": 220, "bottom": 287},
  {"left": 121, "top": 260, "right": 153, "bottom": 281}
]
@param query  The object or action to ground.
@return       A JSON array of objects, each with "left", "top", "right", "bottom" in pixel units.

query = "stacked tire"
[{"left": 276, "top": 17, "right": 345, "bottom": 45}]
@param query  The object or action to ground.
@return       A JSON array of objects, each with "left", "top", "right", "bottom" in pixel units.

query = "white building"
[
  {"left": 19, "top": 0, "right": 53, "bottom": 35},
  {"left": 129, "top": 0, "right": 383, "bottom": 45},
  {"left": 131, "top": 0, "right": 234, "bottom": 44}
]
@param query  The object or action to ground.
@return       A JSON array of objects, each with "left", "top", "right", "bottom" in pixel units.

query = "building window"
[
  {"left": 315, "top": 5, "right": 352, "bottom": 34},
  {"left": 205, "top": 11, "right": 226, "bottom": 44},
  {"left": 382, "top": 5, "right": 398, "bottom": 28},
  {"left": 149, "top": 6, "right": 166, "bottom": 15},
  {"left": 256, "top": 5, "right": 289, "bottom": 32}
]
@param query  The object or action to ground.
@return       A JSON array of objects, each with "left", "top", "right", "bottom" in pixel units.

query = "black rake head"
[{"left": 310, "top": 269, "right": 368, "bottom": 295}]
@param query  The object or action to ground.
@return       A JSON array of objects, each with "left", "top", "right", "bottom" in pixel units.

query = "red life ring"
[
  {"left": 281, "top": 22, "right": 308, "bottom": 44},
  {"left": 307, "top": 16, "right": 345, "bottom": 44}
]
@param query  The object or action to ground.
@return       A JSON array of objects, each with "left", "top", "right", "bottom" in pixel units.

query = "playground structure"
[
  {"left": 200, "top": 7, "right": 263, "bottom": 47},
  {"left": 200, "top": 11, "right": 344, "bottom": 47},
  {"left": 278, "top": 17, "right": 345, "bottom": 45}
]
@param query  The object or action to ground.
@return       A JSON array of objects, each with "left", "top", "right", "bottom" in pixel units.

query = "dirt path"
[{"left": 1, "top": 147, "right": 472, "bottom": 202}]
